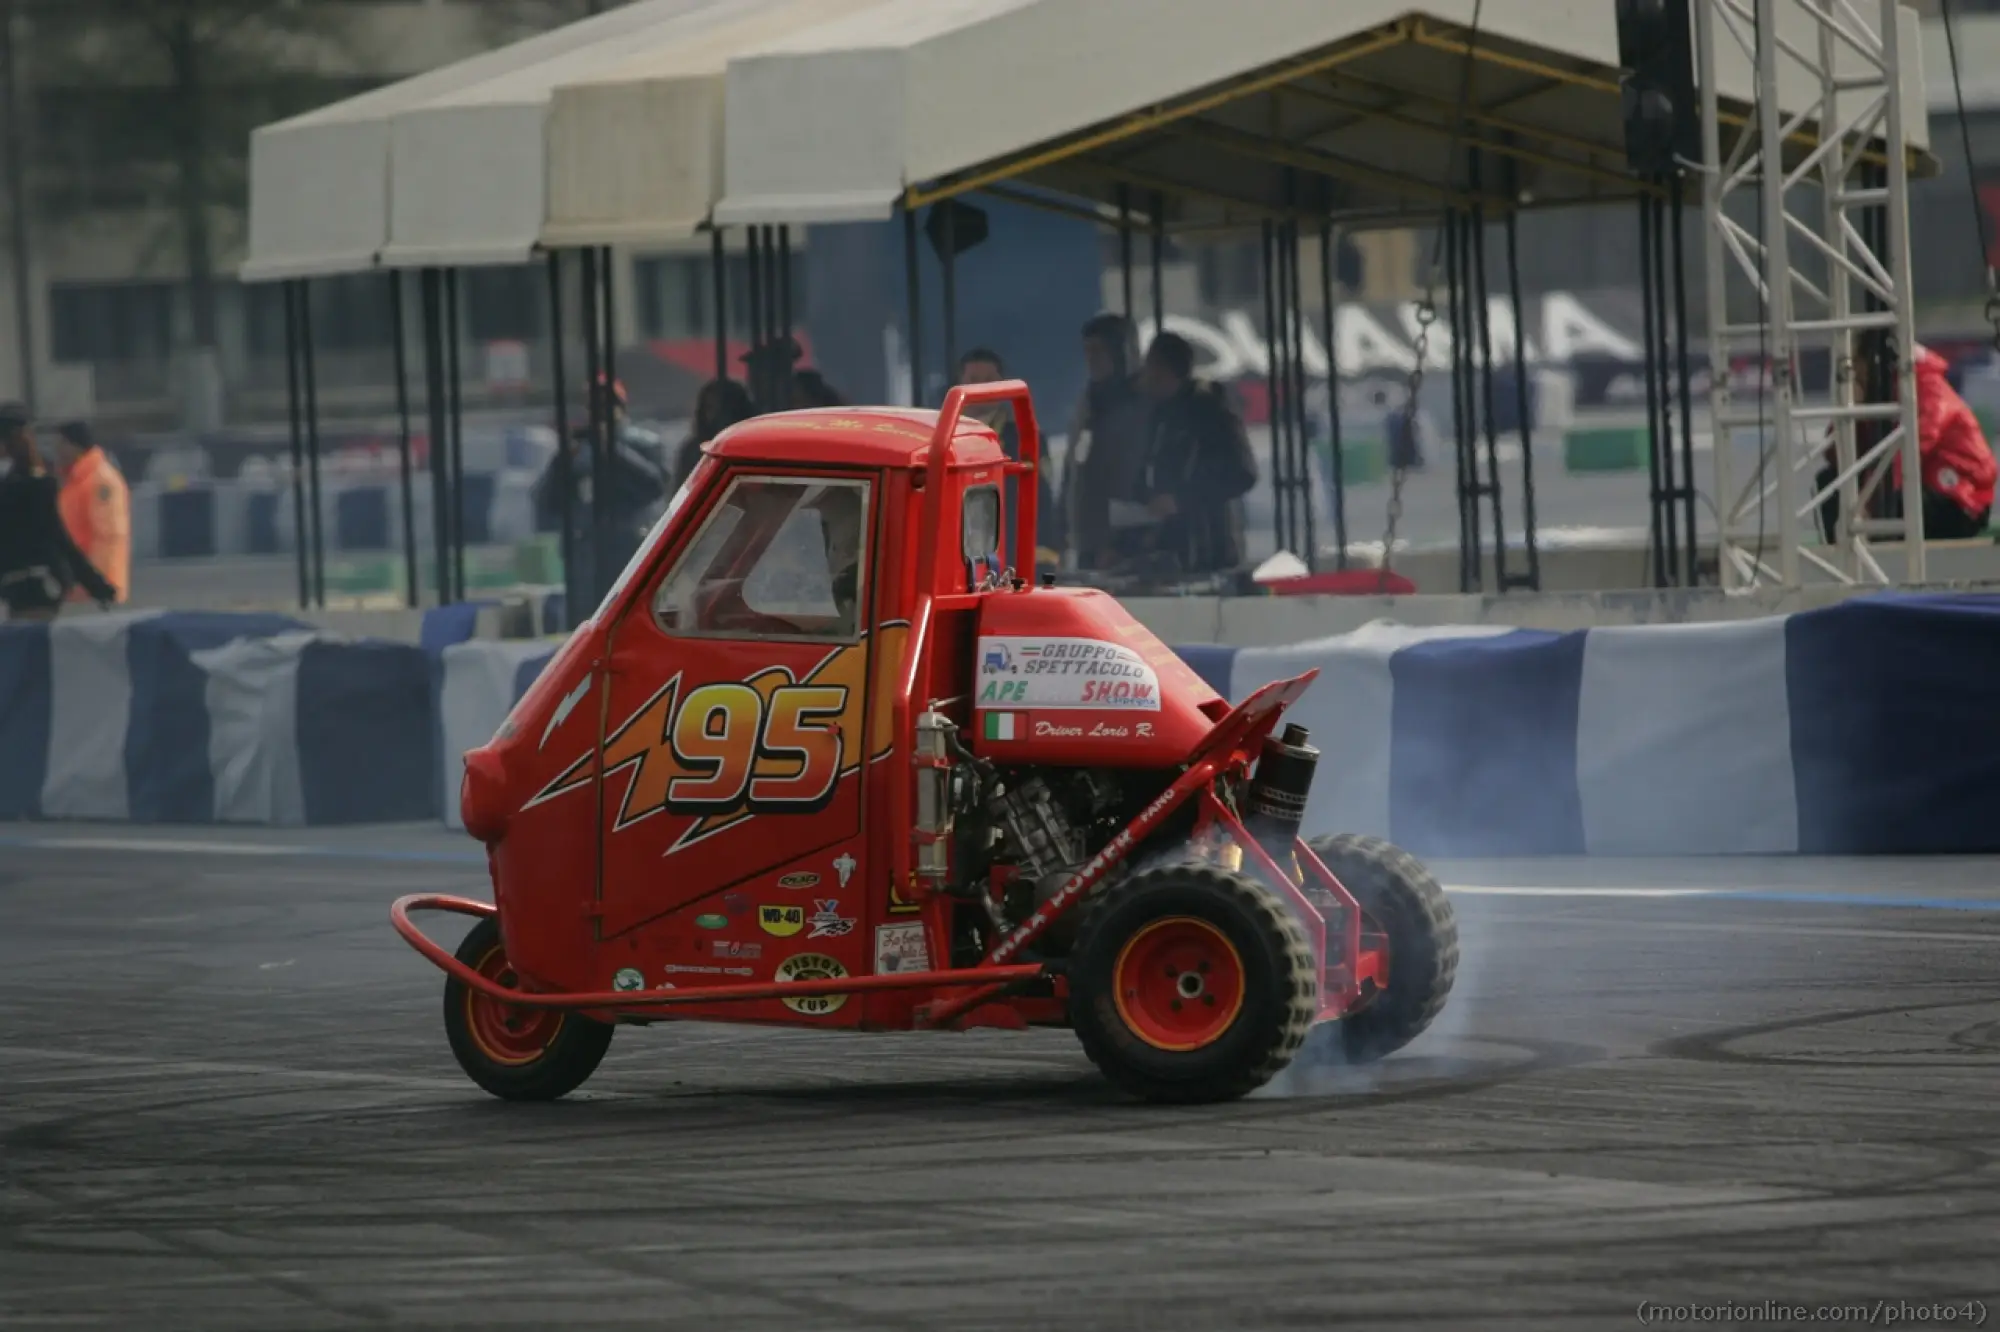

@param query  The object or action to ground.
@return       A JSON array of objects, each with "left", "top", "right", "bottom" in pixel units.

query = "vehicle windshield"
[{"left": 654, "top": 476, "right": 868, "bottom": 641}]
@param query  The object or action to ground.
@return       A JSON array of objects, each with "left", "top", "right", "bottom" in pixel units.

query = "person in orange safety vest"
[{"left": 53, "top": 421, "right": 130, "bottom": 604}]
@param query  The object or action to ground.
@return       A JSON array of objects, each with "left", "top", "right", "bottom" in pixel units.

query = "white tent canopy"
[
  {"left": 242, "top": 0, "right": 721, "bottom": 282},
  {"left": 378, "top": 0, "right": 746, "bottom": 269},
  {"left": 543, "top": 0, "right": 896, "bottom": 248},
  {"left": 714, "top": 0, "right": 1934, "bottom": 230}
]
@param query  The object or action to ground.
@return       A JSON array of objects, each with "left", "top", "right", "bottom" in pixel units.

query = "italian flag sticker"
[{"left": 984, "top": 712, "right": 1017, "bottom": 741}]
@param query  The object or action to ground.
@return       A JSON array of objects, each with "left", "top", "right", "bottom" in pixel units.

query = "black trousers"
[
  {"left": 1815, "top": 465, "right": 1989, "bottom": 542},
  {"left": 0, "top": 568, "right": 64, "bottom": 620}
]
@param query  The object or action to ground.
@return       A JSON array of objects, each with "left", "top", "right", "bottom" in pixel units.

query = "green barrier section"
[
  {"left": 1337, "top": 436, "right": 1388, "bottom": 486},
  {"left": 324, "top": 541, "right": 557, "bottom": 601},
  {"left": 515, "top": 534, "right": 564, "bottom": 585},
  {"left": 1564, "top": 426, "right": 1648, "bottom": 474}
]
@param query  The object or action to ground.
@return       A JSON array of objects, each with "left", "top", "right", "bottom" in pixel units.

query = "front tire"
[
  {"left": 1069, "top": 863, "right": 1316, "bottom": 1103},
  {"left": 442, "top": 916, "right": 614, "bottom": 1101},
  {"left": 1305, "top": 834, "right": 1458, "bottom": 1064}
]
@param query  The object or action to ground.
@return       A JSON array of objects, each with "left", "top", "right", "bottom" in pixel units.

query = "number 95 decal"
[{"left": 528, "top": 633, "right": 893, "bottom": 846}]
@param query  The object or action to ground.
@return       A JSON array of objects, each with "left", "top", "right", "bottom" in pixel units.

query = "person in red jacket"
[{"left": 1817, "top": 337, "right": 1996, "bottom": 541}]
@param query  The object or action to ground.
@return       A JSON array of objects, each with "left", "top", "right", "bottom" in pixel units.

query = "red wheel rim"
[
  {"left": 463, "top": 943, "right": 566, "bottom": 1066},
  {"left": 1111, "top": 916, "right": 1246, "bottom": 1052}
]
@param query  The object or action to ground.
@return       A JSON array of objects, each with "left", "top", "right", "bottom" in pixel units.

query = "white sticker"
[
  {"left": 612, "top": 967, "right": 644, "bottom": 992},
  {"left": 874, "top": 922, "right": 931, "bottom": 975},
  {"left": 833, "top": 852, "right": 856, "bottom": 888},
  {"left": 975, "top": 637, "right": 1161, "bottom": 711}
]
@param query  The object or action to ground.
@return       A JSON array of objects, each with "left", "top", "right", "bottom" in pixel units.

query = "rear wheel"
[
  {"left": 1304, "top": 834, "right": 1458, "bottom": 1064},
  {"left": 442, "top": 917, "right": 614, "bottom": 1101},
  {"left": 1069, "top": 863, "right": 1316, "bottom": 1103}
]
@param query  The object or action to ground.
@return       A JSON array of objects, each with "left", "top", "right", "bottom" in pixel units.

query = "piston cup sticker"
[
  {"left": 775, "top": 952, "right": 848, "bottom": 1015},
  {"left": 975, "top": 637, "right": 1161, "bottom": 711}
]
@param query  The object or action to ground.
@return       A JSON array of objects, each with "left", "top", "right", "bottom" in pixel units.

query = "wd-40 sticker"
[{"left": 975, "top": 637, "right": 1161, "bottom": 711}]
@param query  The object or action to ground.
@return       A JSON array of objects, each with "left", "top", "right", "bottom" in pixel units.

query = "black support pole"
[
  {"left": 1503, "top": 210, "right": 1542, "bottom": 591},
  {"left": 445, "top": 267, "right": 465, "bottom": 605},
  {"left": 1447, "top": 210, "right": 1480, "bottom": 592},
  {"left": 710, "top": 228, "right": 729, "bottom": 383},
  {"left": 1650, "top": 191, "right": 1680, "bottom": 582},
  {"left": 578, "top": 246, "right": 601, "bottom": 607},
  {"left": 903, "top": 207, "right": 923, "bottom": 407},
  {"left": 1320, "top": 220, "right": 1347, "bottom": 569},
  {"left": 941, "top": 205, "right": 958, "bottom": 387},
  {"left": 1149, "top": 191, "right": 1165, "bottom": 348},
  {"left": 1638, "top": 193, "right": 1667, "bottom": 588},
  {"left": 1669, "top": 175, "right": 1698, "bottom": 586},
  {"left": 420, "top": 269, "right": 449, "bottom": 607},
  {"left": 761, "top": 227, "right": 779, "bottom": 372},
  {"left": 778, "top": 224, "right": 793, "bottom": 347},
  {"left": 300, "top": 280, "right": 325, "bottom": 609},
  {"left": 388, "top": 269, "right": 419, "bottom": 608},
  {"left": 1288, "top": 220, "right": 1316, "bottom": 570},
  {"left": 1117, "top": 184, "right": 1134, "bottom": 324},
  {"left": 547, "top": 250, "right": 574, "bottom": 623},
  {"left": 1259, "top": 219, "right": 1287, "bottom": 556},
  {"left": 596, "top": 247, "right": 617, "bottom": 605},
  {"left": 745, "top": 226, "right": 765, "bottom": 405},
  {"left": 1469, "top": 201, "right": 1509, "bottom": 590},
  {"left": 282, "top": 281, "right": 308, "bottom": 609}
]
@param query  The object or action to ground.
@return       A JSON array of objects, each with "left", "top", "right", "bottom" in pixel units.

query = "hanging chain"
[{"left": 1376, "top": 0, "right": 1482, "bottom": 590}]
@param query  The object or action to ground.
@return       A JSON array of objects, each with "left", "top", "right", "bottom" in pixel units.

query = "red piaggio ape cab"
[{"left": 393, "top": 382, "right": 1458, "bottom": 1103}]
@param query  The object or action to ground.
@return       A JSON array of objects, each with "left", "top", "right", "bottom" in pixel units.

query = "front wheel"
[
  {"left": 442, "top": 916, "right": 614, "bottom": 1101},
  {"left": 1068, "top": 863, "right": 1317, "bottom": 1103},
  {"left": 1304, "top": 834, "right": 1458, "bottom": 1064}
]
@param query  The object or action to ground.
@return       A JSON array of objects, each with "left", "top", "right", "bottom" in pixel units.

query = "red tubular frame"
[{"left": 391, "top": 894, "right": 1044, "bottom": 1011}]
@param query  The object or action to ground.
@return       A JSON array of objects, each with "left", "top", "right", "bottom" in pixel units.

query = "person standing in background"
[
  {"left": 53, "top": 420, "right": 130, "bottom": 604},
  {"left": 1063, "top": 313, "right": 1151, "bottom": 570},
  {"left": 674, "top": 377, "right": 759, "bottom": 491},
  {"left": 1137, "top": 332, "right": 1259, "bottom": 575},
  {"left": 0, "top": 405, "right": 117, "bottom": 620}
]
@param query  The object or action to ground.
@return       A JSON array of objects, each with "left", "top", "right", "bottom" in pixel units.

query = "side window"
[
  {"left": 653, "top": 476, "right": 870, "bottom": 642},
  {"left": 962, "top": 485, "right": 999, "bottom": 562}
]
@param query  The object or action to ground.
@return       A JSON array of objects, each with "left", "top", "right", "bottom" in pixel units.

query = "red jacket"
[{"left": 1899, "top": 346, "right": 1996, "bottom": 519}]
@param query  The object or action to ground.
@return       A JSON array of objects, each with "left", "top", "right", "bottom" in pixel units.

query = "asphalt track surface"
[{"left": 2, "top": 825, "right": 1997, "bottom": 1331}]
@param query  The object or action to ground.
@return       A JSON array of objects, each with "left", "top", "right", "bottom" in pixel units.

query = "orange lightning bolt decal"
[{"left": 523, "top": 624, "right": 908, "bottom": 853}]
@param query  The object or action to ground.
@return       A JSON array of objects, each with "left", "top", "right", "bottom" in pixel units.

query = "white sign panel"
[{"left": 975, "top": 636, "right": 1162, "bottom": 712}]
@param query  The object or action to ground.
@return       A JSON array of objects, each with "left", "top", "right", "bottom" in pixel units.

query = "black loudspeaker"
[
  {"left": 1617, "top": 0, "right": 1699, "bottom": 178},
  {"left": 924, "top": 199, "right": 989, "bottom": 261}
]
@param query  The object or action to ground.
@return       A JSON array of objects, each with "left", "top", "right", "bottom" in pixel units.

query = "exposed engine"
[{"left": 913, "top": 710, "right": 1176, "bottom": 963}]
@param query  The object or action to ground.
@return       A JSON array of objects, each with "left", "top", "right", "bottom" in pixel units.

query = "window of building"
[
  {"left": 464, "top": 266, "right": 543, "bottom": 342},
  {"left": 240, "top": 274, "right": 392, "bottom": 354},
  {"left": 634, "top": 253, "right": 808, "bottom": 341},
  {"left": 48, "top": 281, "right": 175, "bottom": 363},
  {"left": 654, "top": 476, "right": 869, "bottom": 641}
]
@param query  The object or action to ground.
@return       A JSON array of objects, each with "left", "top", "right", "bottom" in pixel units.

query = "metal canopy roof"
[
  {"left": 542, "top": 0, "right": 897, "bottom": 248},
  {"left": 714, "top": 0, "right": 1936, "bottom": 234},
  {"left": 241, "top": 0, "right": 723, "bottom": 282},
  {"left": 377, "top": 0, "right": 747, "bottom": 270}
]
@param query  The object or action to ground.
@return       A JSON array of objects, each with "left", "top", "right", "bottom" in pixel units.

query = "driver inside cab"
[{"left": 810, "top": 486, "right": 863, "bottom": 633}]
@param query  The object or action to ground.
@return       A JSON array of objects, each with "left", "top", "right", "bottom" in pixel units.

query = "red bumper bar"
[{"left": 391, "top": 894, "right": 1047, "bottom": 1011}]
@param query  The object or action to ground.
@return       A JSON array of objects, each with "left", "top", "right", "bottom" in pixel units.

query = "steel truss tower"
[{"left": 1697, "top": 0, "right": 1922, "bottom": 588}]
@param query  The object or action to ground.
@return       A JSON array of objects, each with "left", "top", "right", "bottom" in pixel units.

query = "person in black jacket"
[
  {"left": 1136, "top": 333, "right": 1259, "bottom": 575},
  {"left": 674, "top": 377, "right": 759, "bottom": 491},
  {"left": 534, "top": 378, "right": 670, "bottom": 604},
  {"left": 0, "top": 405, "right": 117, "bottom": 620}
]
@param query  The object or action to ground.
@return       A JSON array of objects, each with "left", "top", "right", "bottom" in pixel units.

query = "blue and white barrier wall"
[
  {"left": 7, "top": 594, "right": 2000, "bottom": 854},
  {"left": 0, "top": 610, "right": 450, "bottom": 826}
]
